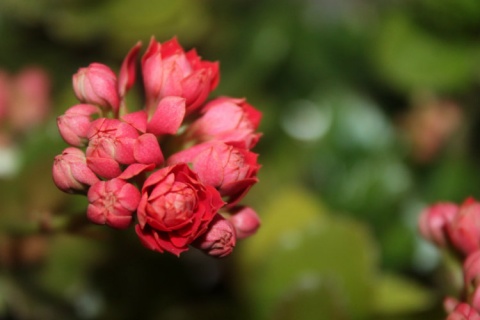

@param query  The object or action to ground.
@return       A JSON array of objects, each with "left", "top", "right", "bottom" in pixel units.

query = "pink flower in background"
[
  {"left": 73, "top": 63, "right": 120, "bottom": 113},
  {"left": 135, "top": 163, "right": 224, "bottom": 256},
  {"left": 193, "top": 214, "right": 236, "bottom": 258},
  {"left": 53, "top": 37, "right": 262, "bottom": 258},
  {"left": 52, "top": 147, "right": 100, "bottom": 194},
  {"left": 0, "top": 67, "right": 51, "bottom": 132},
  {"left": 87, "top": 178, "right": 141, "bottom": 229},
  {"left": 10, "top": 67, "right": 51, "bottom": 131}
]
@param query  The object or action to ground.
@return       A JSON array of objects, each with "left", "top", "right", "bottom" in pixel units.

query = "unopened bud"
[{"left": 193, "top": 215, "right": 236, "bottom": 258}]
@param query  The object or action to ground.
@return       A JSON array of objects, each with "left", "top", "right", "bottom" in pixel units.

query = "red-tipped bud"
[
  {"left": 193, "top": 214, "right": 236, "bottom": 258},
  {"left": 228, "top": 206, "right": 260, "bottom": 239},
  {"left": 57, "top": 104, "right": 100, "bottom": 147},
  {"left": 87, "top": 178, "right": 141, "bottom": 229},
  {"left": 418, "top": 202, "right": 457, "bottom": 247},
  {"left": 73, "top": 63, "right": 120, "bottom": 112},
  {"left": 52, "top": 147, "right": 99, "bottom": 193}
]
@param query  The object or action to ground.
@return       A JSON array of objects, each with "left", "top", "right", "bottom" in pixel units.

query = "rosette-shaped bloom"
[
  {"left": 418, "top": 202, "right": 458, "bottom": 247},
  {"left": 57, "top": 104, "right": 100, "bottom": 147},
  {"left": 187, "top": 97, "right": 262, "bottom": 148},
  {"left": 73, "top": 63, "right": 120, "bottom": 113},
  {"left": 168, "top": 141, "right": 259, "bottom": 205},
  {"left": 448, "top": 198, "right": 480, "bottom": 256},
  {"left": 141, "top": 37, "right": 219, "bottom": 113},
  {"left": 192, "top": 214, "right": 236, "bottom": 258},
  {"left": 228, "top": 206, "right": 261, "bottom": 239},
  {"left": 135, "top": 163, "right": 224, "bottom": 256},
  {"left": 52, "top": 147, "right": 99, "bottom": 193},
  {"left": 87, "top": 178, "right": 141, "bottom": 229},
  {"left": 446, "top": 303, "right": 480, "bottom": 320}
]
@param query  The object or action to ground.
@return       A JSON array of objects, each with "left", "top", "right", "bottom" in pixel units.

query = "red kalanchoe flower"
[
  {"left": 135, "top": 163, "right": 224, "bottom": 256},
  {"left": 192, "top": 214, "right": 236, "bottom": 258},
  {"left": 448, "top": 198, "right": 480, "bottom": 256},
  {"left": 57, "top": 104, "right": 100, "bottom": 147},
  {"left": 187, "top": 97, "right": 262, "bottom": 148},
  {"left": 87, "top": 178, "right": 141, "bottom": 229},
  {"left": 52, "top": 147, "right": 100, "bottom": 194},
  {"left": 168, "top": 140, "right": 260, "bottom": 205},
  {"left": 73, "top": 63, "right": 120, "bottom": 113},
  {"left": 141, "top": 37, "right": 219, "bottom": 114},
  {"left": 418, "top": 202, "right": 458, "bottom": 247},
  {"left": 227, "top": 206, "right": 261, "bottom": 239}
]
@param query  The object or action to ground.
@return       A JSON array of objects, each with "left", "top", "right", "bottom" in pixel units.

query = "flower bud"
[
  {"left": 86, "top": 118, "right": 139, "bottom": 178},
  {"left": 168, "top": 141, "right": 260, "bottom": 206},
  {"left": 52, "top": 147, "right": 99, "bottom": 193},
  {"left": 418, "top": 202, "right": 457, "bottom": 247},
  {"left": 57, "top": 104, "right": 100, "bottom": 147},
  {"left": 188, "top": 97, "right": 262, "bottom": 148},
  {"left": 87, "top": 178, "right": 141, "bottom": 229},
  {"left": 193, "top": 214, "right": 236, "bottom": 258},
  {"left": 448, "top": 198, "right": 480, "bottom": 256},
  {"left": 73, "top": 63, "right": 120, "bottom": 112},
  {"left": 228, "top": 206, "right": 260, "bottom": 239}
]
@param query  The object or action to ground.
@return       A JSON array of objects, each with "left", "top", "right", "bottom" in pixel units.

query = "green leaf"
[
  {"left": 372, "top": 273, "right": 434, "bottom": 316},
  {"left": 239, "top": 188, "right": 379, "bottom": 320},
  {"left": 375, "top": 14, "right": 479, "bottom": 91}
]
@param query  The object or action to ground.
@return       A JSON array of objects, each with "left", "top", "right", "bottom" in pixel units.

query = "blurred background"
[{"left": 1, "top": 0, "right": 480, "bottom": 319}]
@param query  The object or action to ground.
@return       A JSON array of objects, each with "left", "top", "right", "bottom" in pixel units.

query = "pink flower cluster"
[
  {"left": 419, "top": 198, "right": 480, "bottom": 319},
  {"left": 52, "top": 37, "right": 261, "bottom": 257}
]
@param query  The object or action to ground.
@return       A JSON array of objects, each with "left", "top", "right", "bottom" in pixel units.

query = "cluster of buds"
[
  {"left": 52, "top": 37, "right": 262, "bottom": 258},
  {"left": 419, "top": 198, "right": 480, "bottom": 318}
]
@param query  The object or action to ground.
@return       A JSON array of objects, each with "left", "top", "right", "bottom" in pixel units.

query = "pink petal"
[{"left": 147, "top": 96, "right": 186, "bottom": 136}]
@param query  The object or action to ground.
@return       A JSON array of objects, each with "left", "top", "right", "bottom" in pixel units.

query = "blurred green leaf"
[
  {"left": 372, "top": 273, "right": 434, "bottom": 316},
  {"left": 240, "top": 187, "right": 378, "bottom": 320},
  {"left": 375, "top": 14, "right": 479, "bottom": 91}
]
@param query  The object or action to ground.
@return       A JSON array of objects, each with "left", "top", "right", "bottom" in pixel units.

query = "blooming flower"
[{"left": 135, "top": 163, "right": 224, "bottom": 256}]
